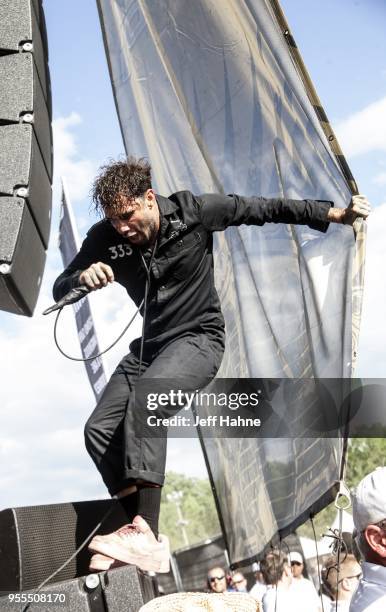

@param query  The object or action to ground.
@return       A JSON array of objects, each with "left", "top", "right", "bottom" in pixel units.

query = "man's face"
[
  {"left": 231, "top": 572, "right": 247, "bottom": 592},
  {"left": 291, "top": 561, "right": 304, "bottom": 579},
  {"left": 340, "top": 561, "right": 362, "bottom": 596},
  {"left": 105, "top": 190, "right": 159, "bottom": 246},
  {"left": 208, "top": 568, "right": 227, "bottom": 593}
]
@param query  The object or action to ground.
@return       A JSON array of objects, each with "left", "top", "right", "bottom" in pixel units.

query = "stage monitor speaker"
[
  {"left": 0, "top": 564, "right": 158, "bottom": 612},
  {"left": 174, "top": 535, "right": 227, "bottom": 592},
  {"left": 0, "top": 197, "right": 45, "bottom": 316},
  {"left": 0, "top": 0, "right": 52, "bottom": 317},
  {"left": 0, "top": 499, "right": 132, "bottom": 592}
]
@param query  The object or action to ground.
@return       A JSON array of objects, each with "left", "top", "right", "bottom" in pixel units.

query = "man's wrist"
[{"left": 327, "top": 207, "right": 345, "bottom": 224}]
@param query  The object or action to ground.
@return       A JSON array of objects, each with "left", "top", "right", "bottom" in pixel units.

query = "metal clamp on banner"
[
  {"left": 334, "top": 480, "right": 351, "bottom": 511},
  {"left": 328, "top": 480, "right": 352, "bottom": 557}
]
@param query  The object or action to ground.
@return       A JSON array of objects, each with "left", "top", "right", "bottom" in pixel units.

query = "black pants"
[{"left": 84, "top": 333, "right": 224, "bottom": 495}]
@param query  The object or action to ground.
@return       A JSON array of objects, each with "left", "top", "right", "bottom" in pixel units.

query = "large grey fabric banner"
[{"left": 97, "top": 0, "right": 360, "bottom": 564}]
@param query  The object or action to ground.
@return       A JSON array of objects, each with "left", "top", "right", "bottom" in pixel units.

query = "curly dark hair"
[{"left": 91, "top": 156, "right": 152, "bottom": 216}]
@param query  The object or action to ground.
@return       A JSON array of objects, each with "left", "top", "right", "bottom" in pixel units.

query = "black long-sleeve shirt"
[{"left": 53, "top": 191, "right": 332, "bottom": 357}]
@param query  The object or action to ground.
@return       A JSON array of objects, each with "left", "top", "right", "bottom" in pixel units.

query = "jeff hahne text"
[{"left": 146, "top": 389, "right": 262, "bottom": 428}]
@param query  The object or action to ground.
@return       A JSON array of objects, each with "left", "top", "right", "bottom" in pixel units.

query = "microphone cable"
[
  {"left": 50, "top": 240, "right": 157, "bottom": 365},
  {"left": 52, "top": 298, "right": 144, "bottom": 362}
]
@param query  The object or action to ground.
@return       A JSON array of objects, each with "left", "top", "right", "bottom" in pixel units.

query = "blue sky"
[{"left": 0, "top": 0, "right": 385, "bottom": 509}]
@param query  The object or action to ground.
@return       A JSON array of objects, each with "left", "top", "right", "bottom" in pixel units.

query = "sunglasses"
[
  {"left": 338, "top": 573, "right": 362, "bottom": 583},
  {"left": 209, "top": 575, "right": 225, "bottom": 582}
]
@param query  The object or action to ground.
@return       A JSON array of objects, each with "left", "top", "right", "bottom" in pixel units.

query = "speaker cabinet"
[
  {"left": 0, "top": 565, "right": 158, "bottom": 612},
  {"left": 0, "top": 0, "right": 50, "bottom": 103},
  {"left": 0, "top": 500, "right": 158, "bottom": 611},
  {"left": 0, "top": 125, "right": 51, "bottom": 245},
  {"left": 0, "top": 500, "right": 131, "bottom": 592},
  {"left": 0, "top": 197, "right": 45, "bottom": 316},
  {"left": 0, "top": 0, "right": 52, "bottom": 316}
]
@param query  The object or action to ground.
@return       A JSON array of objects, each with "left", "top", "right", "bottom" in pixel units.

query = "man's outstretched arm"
[{"left": 194, "top": 192, "right": 371, "bottom": 232}]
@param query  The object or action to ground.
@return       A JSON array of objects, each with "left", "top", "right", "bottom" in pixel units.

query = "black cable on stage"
[
  {"left": 22, "top": 500, "right": 119, "bottom": 612},
  {"left": 53, "top": 298, "right": 144, "bottom": 362},
  {"left": 310, "top": 515, "right": 325, "bottom": 612}
]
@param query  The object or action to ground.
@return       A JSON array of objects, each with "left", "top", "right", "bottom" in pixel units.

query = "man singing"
[{"left": 53, "top": 156, "right": 370, "bottom": 573}]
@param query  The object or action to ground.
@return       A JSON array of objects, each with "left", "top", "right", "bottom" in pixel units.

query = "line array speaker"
[{"left": 0, "top": 0, "right": 53, "bottom": 316}]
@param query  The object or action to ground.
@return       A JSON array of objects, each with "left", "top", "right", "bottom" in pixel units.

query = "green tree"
[
  {"left": 346, "top": 438, "right": 386, "bottom": 489},
  {"left": 159, "top": 471, "right": 221, "bottom": 551}
]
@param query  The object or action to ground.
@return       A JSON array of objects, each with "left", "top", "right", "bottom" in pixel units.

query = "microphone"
[{"left": 42, "top": 285, "right": 91, "bottom": 315}]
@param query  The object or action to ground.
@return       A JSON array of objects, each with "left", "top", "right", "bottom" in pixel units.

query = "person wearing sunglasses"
[
  {"left": 322, "top": 553, "right": 362, "bottom": 611},
  {"left": 207, "top": 567, "right": 229, "bottom": 593},
  {"left": 231, "top": 571, "right": 248, "bottom": 592},
  {"left": 289, "top": 551, "right": 321, "bottom": 611},
  {"left": 350, "top": 467, "right": 386, "bottom": 611}
]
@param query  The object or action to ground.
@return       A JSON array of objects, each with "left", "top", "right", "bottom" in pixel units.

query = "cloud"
[
  {"left": 52, "top": 113, "right": 98, "bottom": 203},
  {"left": 356, "top": 202, "right": 386, "bottom": 377},
  {"left": 373, "top": 171, "right": 386, "bottom": 186},
  {"left": 335, "top": 96, "right": 386, "bottom": 158}
]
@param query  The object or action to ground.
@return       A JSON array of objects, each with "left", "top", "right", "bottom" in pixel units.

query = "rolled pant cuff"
[{"left": 108, "top": 469, "right": 165, "bottom": 495}]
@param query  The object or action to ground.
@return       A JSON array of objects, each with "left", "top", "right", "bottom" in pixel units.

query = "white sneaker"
[
  {"left": 88, "top": 515, "right": 170, "bottom": 573},
  {"left": 89, "top": 553, "right": 125, "bottom": 572}
]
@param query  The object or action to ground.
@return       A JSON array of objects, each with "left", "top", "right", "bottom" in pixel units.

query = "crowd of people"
[
  {"left": 203, "top": 467, "right": 386, "bottom": 612},
  {"left": 206, "top": 550, "right": 322, "bottom": 611},
  {"left": 206, "top": 548, "right": 360, "bottom": 611}
]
